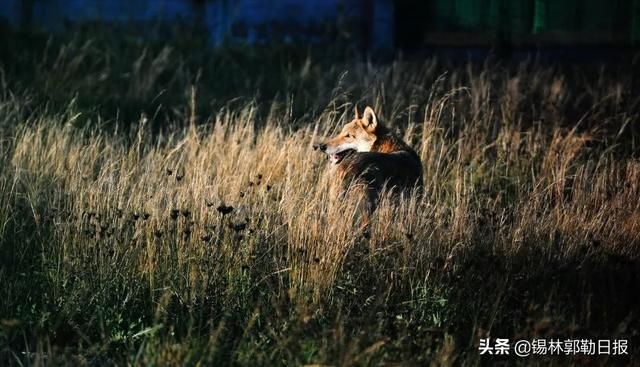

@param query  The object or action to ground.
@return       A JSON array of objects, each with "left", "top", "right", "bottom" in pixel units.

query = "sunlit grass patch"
[{"left": 0, "top": 38, "right": 638, "bottom": 365}]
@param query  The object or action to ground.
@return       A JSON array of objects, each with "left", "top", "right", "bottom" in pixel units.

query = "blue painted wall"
[{"left": 0, "top": 0, "right": 395, "bottom": 50}]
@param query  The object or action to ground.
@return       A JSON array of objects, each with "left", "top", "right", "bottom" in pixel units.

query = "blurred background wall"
[
  {"left": 0, "top": 0, "right": 639, "bottom": 52},
  {"left": 396, "top": 0, "right": 640, "bottom": 48},
  {"left": 0, "top": 0, "right": 393, "bottom": 52}
]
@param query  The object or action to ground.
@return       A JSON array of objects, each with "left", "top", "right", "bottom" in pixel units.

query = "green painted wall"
[
  {"left": 631, "top": 0, "right": 640, "bottom": 43},
  {"left": 424, "top": 0, "right": 638, "bottom": 43}
]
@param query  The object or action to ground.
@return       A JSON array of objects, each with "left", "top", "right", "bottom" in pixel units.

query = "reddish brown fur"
[
  {"left": 321, "top": 106, "right": 423, "bottom": 226},
  {"left": 369, "top": 125, "right": 415, "bottom": 153}
]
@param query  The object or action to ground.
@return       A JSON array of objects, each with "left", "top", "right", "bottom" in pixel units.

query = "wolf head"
[{"left": 317, "top": 106, "right": 379, "bottom": 164}]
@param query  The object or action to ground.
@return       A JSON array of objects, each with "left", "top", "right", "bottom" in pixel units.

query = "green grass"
[{"left": 0, "top": 30, "right": 639, "bottom": 366}]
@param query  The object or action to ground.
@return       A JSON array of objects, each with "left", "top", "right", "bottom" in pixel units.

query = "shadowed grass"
[{"left": 0, "top": 32, "right": 639, "bottom": 366}]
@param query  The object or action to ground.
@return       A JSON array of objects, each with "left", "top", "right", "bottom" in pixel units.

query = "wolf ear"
[
  {"left": 354, "top": 105, "right": 361, "bottom": 119},
  {"left": 361, "top": 106, "right": 377, "bottom": 132}
]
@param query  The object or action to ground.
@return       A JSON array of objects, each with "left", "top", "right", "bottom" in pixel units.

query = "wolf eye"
[{"left": 346, "top": 134, "right": 354, "bottom": 138}]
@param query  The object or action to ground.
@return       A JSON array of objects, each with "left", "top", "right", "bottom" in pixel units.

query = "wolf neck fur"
[{"left": 370, "top": 125, "right": 412, "bottom": 153}]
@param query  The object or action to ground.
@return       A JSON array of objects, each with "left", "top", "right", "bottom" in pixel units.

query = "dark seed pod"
[
  {"left": 216, "top": 204, "right": 234, "bottom": 215},
  {"left": 170, "top": 209, "right": 179, "bottom": 220}
]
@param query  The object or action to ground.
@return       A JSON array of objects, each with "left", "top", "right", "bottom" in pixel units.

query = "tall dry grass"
[{"left": 1, "top": 36, "right": 639, "bottom": 365}]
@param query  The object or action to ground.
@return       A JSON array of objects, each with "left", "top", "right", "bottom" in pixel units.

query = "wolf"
[{"left": 316, "top": 106, "right": 423, "bottom": 225}]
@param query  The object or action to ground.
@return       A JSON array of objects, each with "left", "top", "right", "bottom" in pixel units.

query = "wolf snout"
[{"left": 313, "top": 143, "right": 327, "bottom": 152}]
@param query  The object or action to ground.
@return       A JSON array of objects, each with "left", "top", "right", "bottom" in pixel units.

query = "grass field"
[{"left": 1, "top": 31, "right": 639, "bottom": 365}]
